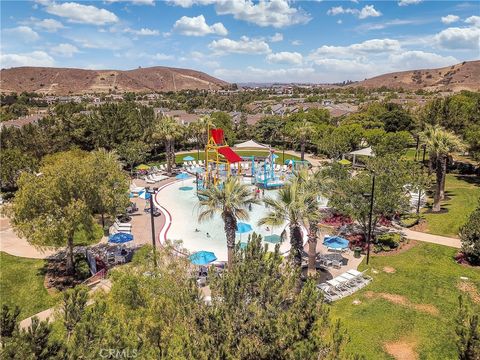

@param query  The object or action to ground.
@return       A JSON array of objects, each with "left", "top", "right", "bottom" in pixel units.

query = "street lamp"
[
  {"left": 145, "top": 186, "right": 158, "bottom": 267},
  {"left": 363, "top": 172, "right": 375, "bottom": 265}
]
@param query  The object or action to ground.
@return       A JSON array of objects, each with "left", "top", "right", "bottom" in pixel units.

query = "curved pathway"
[{"left": 402, "top": 228, "right": 461, "bottom": 248}]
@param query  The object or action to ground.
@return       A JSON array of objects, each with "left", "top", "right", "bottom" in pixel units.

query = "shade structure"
[
  {"left": 109, "top": 232, "right": 134, "bottom": 244},
  {"left": 175, "top": 173, "right": 190, "bottom": 180},
  {"left": 189, "top": 251, "right": 217, "bottom": 265},
  {"left": 138, "top": 190, "right": 151, "bottom": 200},
  {"left": 323, "top": 236, "right": 350, "bottom": 250},
  {"left": 183, "top": 155, "right": 195, "bottom": 161},
  {"left": 264, "top": 234, "right": 282, "bottom": 244},
  {"left": 136, "top": 164, "right": 150, "bottom": 170},
  {"left": 236, "top": 222, "right": 253, "bottom": 234}
]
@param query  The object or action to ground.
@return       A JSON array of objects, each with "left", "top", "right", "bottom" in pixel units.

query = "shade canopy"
[
  {"left": 138, "top": 190, "right": 151, "bottom": 200},
  {"left": 175, "top": 173, "right": 190, "bottom": 180},
  {"left": 183, "top": 156, "right": 195, "bottom": 161},
  {"left": 348, "top": 147, "right": 374, "bottom": 157},
  {"left": 136, "top": 164, "right": 150, "bottom": 170},
  {"left": 234, "top": 139, "right": 270, "bottom": 150},
  {"left": 109, "top": 232, "right": 134, "bottom": 244},
  {"left": 323, "top": 236, "right": 350, "bottom": 250},
  {"left": 264, "top": 234, "right": 282, "bottom": 244},
  {"left": 189, "top": 251, "right": 217, "bottom": 265},
  {"left": 236, "top": 222, "right": 253, "bottom": 234},
  {"left": 338, "top": 159, "right": 352, "bottom": 166}
]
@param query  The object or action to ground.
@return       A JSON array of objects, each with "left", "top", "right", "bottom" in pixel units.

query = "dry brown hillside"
[
  {"left": 0, "top": 66, "right": 229, "bottom": 94},
  {"left": 350, "top": 60, "right": 480, "bottom": 92}
]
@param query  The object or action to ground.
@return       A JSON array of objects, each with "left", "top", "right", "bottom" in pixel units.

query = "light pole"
[
  {"left": 145, "top": 186, "right": 158, "bottom": 267},
  {"left": 364, "top": 172, "right": 375, "bottom": 265}
]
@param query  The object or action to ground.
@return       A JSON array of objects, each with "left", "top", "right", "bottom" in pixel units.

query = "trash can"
[{"left": 354, "top": 247, "right": 362, "bottom": 258}]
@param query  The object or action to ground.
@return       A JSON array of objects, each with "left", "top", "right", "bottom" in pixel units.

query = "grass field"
[
  {"left": 331, "top": 242, "right": 480, "bottom": 359},
  {"left": 422, "top": 174, "right": 480, "bottom": 237},
  {"left": 0, "top": 252, "right": 60, "bottom": 318}
]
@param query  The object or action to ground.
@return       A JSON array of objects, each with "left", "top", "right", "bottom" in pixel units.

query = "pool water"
[{"left": 156, "top": 178, "right": 291, "bottom": 261}]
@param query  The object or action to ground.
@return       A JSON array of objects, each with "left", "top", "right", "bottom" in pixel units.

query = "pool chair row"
[
  {"left": 109, "top": 219, "right": 132, "bottom": 235},
  {"left": 184, "top": 160, "right": 204, "bottom": 167},
  {"left": 144, "top": 173, "right": 169, "bottom": 184},
  {"left": 317, "top": 269, "right": 372, "bottom": 302}
]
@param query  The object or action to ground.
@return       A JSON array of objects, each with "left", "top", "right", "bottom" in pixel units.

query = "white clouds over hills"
[{"left": 173, "top": 15, "right": 227, "bottom": 36}]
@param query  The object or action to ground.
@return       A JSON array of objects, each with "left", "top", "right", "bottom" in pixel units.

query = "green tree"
[
  {"left": 211, "top": 111, "right": 235, "bottom": 144},
  {"left": 286, "top": 119, "right": 314, "bottom": 161},
  {"left": 198, "top": 176, "right": 259, "bottom": 268},
  {"left": 259, "top": 178, "right": 310, "bottom": 273},
  {"left": 0, "top": 305, "right": 20, "bottom": 339},
  {"left": 116, "top": 140, "right": 150, "bottom": 175},
  {"left": 152, "top": 116, "right": 184, "bottom": 175},
  {"left": 0, "top": 148, "right": 37, "bottom": 190},
  {"left": 459, "top": 200, "right": 480, "bottom": 265},
  {"left": 456, "top": 296, "right": 480, "bottom": 360},
  {"left": 420, "top": 125, "right": 464, "bottom": 212},
  {"left": 63, "top": 286, "right": 88, "bottom": 340}
]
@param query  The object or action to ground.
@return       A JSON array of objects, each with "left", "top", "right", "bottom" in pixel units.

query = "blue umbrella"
[
  {"left": 183, "top": 155, "right": 195, "bottom": 161},
  {"left": 175, "top": 173, "right": 190, "bottom": 180},
  {"left": 264, "top": 234, "right": 282, "bottom": 244},
  {"left": 189, "top": 251, "right": 217, "bottom": 265},
  {"left": 138, "top": 190, "right": 151, "bottom": 200},
  {"left": 323, "top": 236, "right": 350, "bottom": 250},
  {"left": 109, "top": 232, "right": 134, "bottom": 244},
  {"left": 272, "top": 153, "right": 279, "bottom": 159},
  {"left": 129, "top": 192, "right": 135, "bottom": 198},
  {"left": 236, "top": 222, "right": 253, "bottom": 234},
  {"left": 285, "top": 159, "right": 294, "bottom": 165}
]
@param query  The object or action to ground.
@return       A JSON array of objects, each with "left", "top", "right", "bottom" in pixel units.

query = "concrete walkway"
[{"left": 402, "top": 228, "right": 462, "bottom": 248}]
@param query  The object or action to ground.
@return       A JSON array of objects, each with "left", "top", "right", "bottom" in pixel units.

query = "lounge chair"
[
  {"left": 130, "top": 183, "right": 144, "bottom": 193},
  {"left": 112, "top": 222, "right": 131, "bottom": 233}
]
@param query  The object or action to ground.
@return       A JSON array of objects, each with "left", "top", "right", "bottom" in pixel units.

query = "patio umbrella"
[
  {"left": 285, "top": 159, "right": 294, "bottom": 165},
  {"left": 108, "top": 233, "right": 134, "bottom": 244},
  {"left": 272, "top": 153, "right": 279, "bottom": 159},
  {"left": 236, "top": 222, "right": 253, "bottom": 242},
  {"left": 136, "top": 164, "right": 150, "bottom": 171},
  {"left": 183, "top": 155, "right": 195, "bottom": 161},
  {"left": 176, "top": 172, "right": 192, "bottom": 191},
  {"left": 323, "top": 236, "right": 350, "bottom": 250},
  {"left": 189, "top": 251, "right": 217, "bottom": 265},
  {"left": 264, "top": 234, "right": 282, "bottom": 244},
  {"left": 138, "top": 190, "right": 151, "bottom": 200},
  {"left": 338, "top": 159, "right": 352, "bottom": 166}
]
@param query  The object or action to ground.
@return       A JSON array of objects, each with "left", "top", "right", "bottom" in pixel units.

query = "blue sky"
[{"left": 1, "top": 0, "right": 479, "bottom": 83}]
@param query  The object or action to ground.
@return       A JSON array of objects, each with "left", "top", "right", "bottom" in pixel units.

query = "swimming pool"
[{"left": 155, "top": 178, "right": 292, "bottom": 262}]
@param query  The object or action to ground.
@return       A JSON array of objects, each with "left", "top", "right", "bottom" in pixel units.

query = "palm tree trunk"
[
  {"left": 289, "top": 223, "right": 303, "bottom": 269},
  {"left": 171, "top": 139, "right": 176, "bottom": 170},
  {"left": 166, "top": 140, "right": 172, "bottom": 175},
  {"left": 223, "top": 212, "right": 237, "bottom": 269},
  {"left": 440, "top": 155, "right": 447, "bottom": 200},
  {"left": 433, "top": 155, "right": 444, "bottom": 212},
  {"left": 428, "top": 153, "right": 436, "bottom": 176},
  {"left": 300, "top": 140, "right": 305, "bottom": 161},
  {"left": 66, "top": 236, "right": 75, "bottom": 275},
  {"left": 307, "top": 221, "right": 318, "bottom": 276}
]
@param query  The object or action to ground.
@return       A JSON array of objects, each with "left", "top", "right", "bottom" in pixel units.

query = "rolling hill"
[
  {"left": 350, "top": 60, "right": 480, "bottom": 92},
  {"left": 0, "top": 66, "right": 229, "bottom": 94}
]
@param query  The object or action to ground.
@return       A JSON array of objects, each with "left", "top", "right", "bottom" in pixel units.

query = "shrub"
[
  {"left": 459, "top": 203, "right": 480, "bottom": 265},
  {"left": 374, "top": 233, "right": 402, "bottom": 252},
  {"left": 400, "top": 214, "right": 420, "bottom": 228}
]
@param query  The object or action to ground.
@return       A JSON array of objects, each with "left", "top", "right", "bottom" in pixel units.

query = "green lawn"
[
  {"left": 331, "top": 242, "right": 480, "bottom": 359},
  {"left": 171, "top": 150, "right": 301, "bottom": 164},
  {"left": 0, "top": 252, "right": 60, "bottom": 318},
  {"left": 422, "top": 174, "right": 480, "bottom": 237}
]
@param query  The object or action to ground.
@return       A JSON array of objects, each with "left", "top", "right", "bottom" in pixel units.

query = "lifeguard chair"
[{"left": 205, "top": 128, "right": 243, "bottom": 187}]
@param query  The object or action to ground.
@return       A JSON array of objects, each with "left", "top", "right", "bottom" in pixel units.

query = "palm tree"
[
  {"left": 198, "top": 177, "right": 259, "bottom": 269},
  {"left": 421, "top": 125, "right": 464, "bottom": 212},
  {"left": 287, "top": 119, "right": 314, "bottom": 161},
  {"left": 259, "top": 178, "right": 310, "bottom": 271},
  {"left": 152, "top": 116, "right": 184, "bottom": 175}
]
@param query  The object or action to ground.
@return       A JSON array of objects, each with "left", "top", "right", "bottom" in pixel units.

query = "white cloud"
[
  {"left": 1, "top": 51, "right": 55, "bottom": 68},
  {"left": 173, "top": 15, "right": 228, "bottom": 36},
  {"left": 269, "top": 32, "right": 283, "bottom": 42},
  {"left": 32, "top": 18, "right": 65, "bottom": 32},
  {"left": 106, "top": 0, "right": 155, "bottom": 5},
  {"left": 209, "top": 36, "right": 271, "bottom": 54},
  {"left": 4, "top": 26, "right": 40, "bottom": 42},
  {"left": 465, "top": 16, "right": 480, "bottom": 27},
  {"left": 68, "top": 33, "right": 131, "bottom": 50},
  {"left": 441, "top": 15, "right": 459, "bottom": 25},
  {"left": 124, "top": 27, "right": 160, "bottom": 35},
  {"left": 398, "top": 0, "right": 422, "bottom": 6},
  {"left": 388, "top": 51, "right": 457, "bottom": 69},
  {"left": 337, "top": 19, "right": 343, "bottom": 24},
  {"left": 435, "top": 26, "right": 480, "bottom": 50},
  {"left": 46, "top": 2, "right": 118, "bottom": 25},
  {"left": 266, "top": 51, "right": 303, "bottom": 65},
  {"left": 168, "top": 0, "right": 311, "bottom": 28},
  {"left": 214, "top": 66, "right": 315, "bottom": 83},
  {"left": 291, "top": 40, "right": 302, "bottom": 46},
  {"left": 310, "top": 39, "right": 401, "bottom": 58},
  {"left": 150, "top": 53, "right": 174, "bottom": 60},
  {"left": 327, "top": 4, "right": 381, "bottom": 19},
  {"left": 51, "top": 43, "right": 79, "bottom": 57}
]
